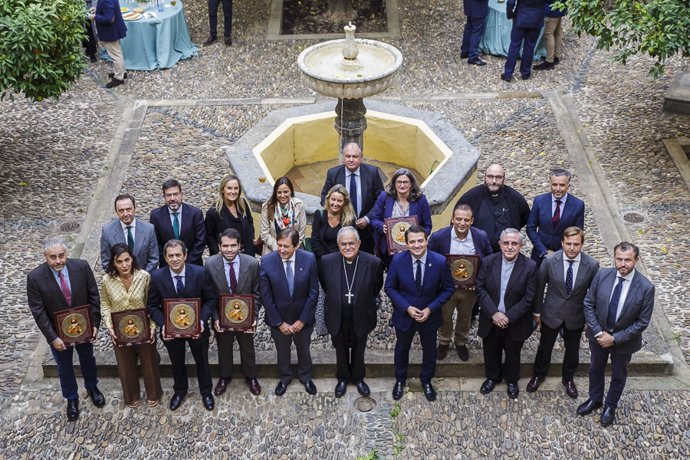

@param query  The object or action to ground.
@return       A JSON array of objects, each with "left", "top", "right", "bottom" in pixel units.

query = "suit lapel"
[
  {"left": 45, "top": 264, "right": 69, "bottom": 308},
  {"left": 572, "top": 255, "right": 590, "bottom": 290},
  {"left": 359, "top": 167, "right": 369, "bottom": 218},
  {"left": 65, "top": 260, "right": 82, "bottom": 307},
  {"left": 159, "top": 206, "right": 175, "bottom": 240},
  {"left": 212, "top": 257, "right": 229, "bottom": 293},
  {"left": 237, "top": 256, "right": 251, "bottom": 293},
  {"left": 133, "top": 220, "right": 144, "bottom": 254}
]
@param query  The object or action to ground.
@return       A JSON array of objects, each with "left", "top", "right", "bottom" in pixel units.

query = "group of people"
[{"left": 27, "top": 146, "right": 655, "bottom": 428}]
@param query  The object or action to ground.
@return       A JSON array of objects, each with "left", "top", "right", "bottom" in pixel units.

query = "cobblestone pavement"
[{"left": 1, "top": 0, "right": 690, "bottom": 457}]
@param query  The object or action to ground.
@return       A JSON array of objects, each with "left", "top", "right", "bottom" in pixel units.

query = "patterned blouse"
[{"left": 100, "top": 269, "right": 155, "bottom": 332}]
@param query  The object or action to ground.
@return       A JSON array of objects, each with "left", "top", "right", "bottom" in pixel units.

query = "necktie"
[
  {"left": 172, "top": 212, "right": 180, "bottom": 239},
  {"left": 175, "top": 275, "right": 184, "bottom": 294},
  {"left": 58, "top": 272, "right": 72, "bottom": 305},
  {"left": 552, "top": 199, "right": 561, "bottom": 227},
  {"left": 228, "top": 262, "right": 238, "bottom": 293},
  {"left": 606, "top": 276, "right": 624, "bottom": 330},
  {"left": 126, "top": 225, "right": 135, "bottom": 251},
  {"left": 415, "top": 260, "right": 422, "bottom": 291},
  {"left": 350, "top": 173, "right": 359, "bottom": 216},
  {"left": 565, "top": 260, "right": 574, "bottom": 294},
  {"left": 285, "top": 260, "right": 294, "bottom": 296}
]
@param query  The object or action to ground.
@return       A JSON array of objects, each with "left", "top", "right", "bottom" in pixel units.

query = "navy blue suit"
[
  {"left": 94, "top": 0, "right": 126, "bottom": 42},
  {"left": 147, "top": 264, "right": 217, "bottom": 397},
  {"left": 428, "top": 226, "right": 493, "bottom": 259},
  {"left": 150, "top": 203, "right": 207, "bottom": 267},
  {"left": 385, "top": 250, "right": 455, "bottom": 384},
  {"left": 504, "top": 0, "right": 545, "bottom": 79},
  {"left": 461, "top": 0, "right": 490, "bottom": 60},
  {"left": 526, "top": 193, "right": 585, "bottom": 263}
]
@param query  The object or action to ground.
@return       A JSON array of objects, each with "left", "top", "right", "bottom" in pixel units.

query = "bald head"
[
  {"left": 342, "top": 143, "right": 363, "bottom": 173},
  {"left": 484, "top": 164, "right": 505, "bottom": 195}
]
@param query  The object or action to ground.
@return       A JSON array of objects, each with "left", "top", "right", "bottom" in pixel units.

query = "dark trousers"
[
  {"left": 482, "top": 325, "right": 524, "bottom": 383},
  {"left": 50, "top": 342, "right": 99, "bottom": 400},
  {"left": 358, "top": 226, "right": 376, "bottom": 255},
  {"left": 163, "top": 329, "right": 213, "bottom": 397},
  {"left": 208, "top": 0, "right": 233, "bottom": 39},
  {"left": 331, "top": 319, "right": 367, "bottom": 383},
  {"left": 271, "top": 326, "right": 313, "bottom": 384},
  {"left": 504, "top": 26, "right": 540, "bottom": 78},
  {"left": 83, "top": 20, "right": 97, "bottom": 59},
  {"left": 588, "top": 340, "right": 632, "bottom": 408},
  {"left": 216, "top": 330, "right": 257, "bottom": 379},
  {"left": 461, "top": 15, "right": 487, "bottom": 59},
  {"left": 533, "top": 322, "right": 583, "bottom": 381},
  {"left": 394, "top": 322, "right": 438, "bottom": 384}
]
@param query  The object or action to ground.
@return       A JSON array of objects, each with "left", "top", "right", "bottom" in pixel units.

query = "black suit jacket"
[
  {"left": 150, "top": 202, "right": 206, "bottom": 266},
  {"left": 27, "top": 259, "right": 101, "bottom": 343},
  {"left": 320, "top": 163, "right": 384, "bottom": 219},
  {"left": 476, "top": 252, "right": 537, "bottom": 342},
  {"left": 204, "top": 204, "right": 256, "bottom": 257},
  {"left": 319, "top": 251, "right": 383, "bottom": 338}
]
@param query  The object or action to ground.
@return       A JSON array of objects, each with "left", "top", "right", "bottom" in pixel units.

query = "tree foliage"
[
  {"left": 0, "top": 0, "right": 86, "bottom": 101},
  {"left": 564, "top": 0, "right": 690, "bottom": 77}
]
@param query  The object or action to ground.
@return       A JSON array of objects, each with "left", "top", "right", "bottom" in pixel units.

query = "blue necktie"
[
  {"left": 349, "top": 173, "right": 359, "bottom": 216},
  {"left": 606, "top": 276, "right": 624, "bottom": 330},
  {"left": 565, "top": 260, "right": 574, "bottom": 294},
  {"left": 175, "top": 275, "right": 184, "bottom": 294},
  {"left": 172, "top": 212, "right": 180, "bottom": 239},
  {"left": 415, "top": 260, "right": 422, "bottom": 291},
  {"left": 285, "top": 260, "right": 294, "bottom": 296}
]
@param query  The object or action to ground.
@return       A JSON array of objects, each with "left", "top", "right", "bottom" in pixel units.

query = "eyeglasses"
[
  {"left": 339, "top": 242, "right": 358, "bottom": 247},
  {"left": 395, "top": 180, "right": 411, "bottom": 185}
]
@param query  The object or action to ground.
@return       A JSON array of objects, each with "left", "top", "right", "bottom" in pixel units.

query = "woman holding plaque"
[
  {"left": 259, "top": 176, "right": 307, "bottom": 255},
  {"left": 101, "top": 243, "right": 163, "bottom": 408},
  {"left": 370, "top": 168, "right": 433, "bottom": 268},
  {"left": 205, "top": 174, "right": 257, "bottom": 257}
]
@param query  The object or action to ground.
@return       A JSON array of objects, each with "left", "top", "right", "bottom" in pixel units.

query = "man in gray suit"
[
  {"left": 526, "top": 227, "right": 599, "bottom": 398},
  {"left": 205, "top": 228, "right": 262, "bottom": 396},
  {"left": 100, "top": 194, "right": 159, "bottom": 272},
  {"left": 576, "top": 242, "right": 655, "bottom": 427}
]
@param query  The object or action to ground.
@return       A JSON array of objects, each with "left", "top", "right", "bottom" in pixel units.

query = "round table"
[{"left": 479, "top": 0, "right": 546, "bottom": 59}]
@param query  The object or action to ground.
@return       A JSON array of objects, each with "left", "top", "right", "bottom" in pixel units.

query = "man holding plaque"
[
  {"left": 27, "top": 237, "right": 105, "bottom": 422},
  {"left": 319, "top": 227, "right": 383, "bottom": 398},
  {"left": 428, "top": 203, "right": 493, "bottom": 361},
  {"left": 148, "top": 239, "right": 217, "bottom": 411},
  {"left": 205, "top": 228, "right": 262, "bottom": 396},
  {"left": 261, "top": 227, "right": 319, "bottom": 396}
]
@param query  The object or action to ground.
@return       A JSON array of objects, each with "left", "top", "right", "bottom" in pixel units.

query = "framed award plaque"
[
  {"left": 164, "top": 298, "right": 201, "bottom": 339},
  {"left": 384, "top": 216, "right": 418, "bottom": 255},
  {"left": 218, "top": 294, "right": 255, "bottom": 332},
  {"left": 111, "top": 308, "right": 150, "bottom": 346},
  {"left": 54, "top": 305, "right": 93, "bottom": 347},
  {"left": 446, "top": 254, "right": 480, "bottom": 288}
]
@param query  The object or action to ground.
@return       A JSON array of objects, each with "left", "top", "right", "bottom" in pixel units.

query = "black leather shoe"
[
  {"left": 521, "top": 73, "right": 531, "bottom": 80},
  {"left": 202, "top": 395, "right": 215, "bottom": 411},
  {"left": 105, "top": 78, "right": 124, "bottom": 89},
  {"left": 460, "top": 51, "right": 469, "bottom": 59},
  {"left": 533, "top": 61, "right": 555, "bottom": 71},
  {"left": 467, "top": 57, "right": 487, "bottom": 66},
  {"left": 500, "top": 73, "right": 512, "bottom": 82},
  {"left": 576, "top": 399, "right": 603, "bottom": 416},
  {"left": 66, "top": 399, "right": 79, "bottom": 421},
  {"left": 202, "top": 37, "right": 217, "bottom": 46},
  {"left": 480, "top": 378, "right": 499, "bottom": 395},
  {"left": 224, "top": 36, "right": 232, "bottom": 46},
  {"left": 507, "top": 382, "right": 519, "bottom": 399},
  {"left": 89, "top": 55, "right": 97, "bottom": 63},
  {"left": 392, "top": 381, "right": 405, "bottom": 400},
  {"left": 456, "top": 344, "right": 469, "bottom": 362},
  {"left": 422, "top": 383, "right": 437, "bottom": 402},
  {"left": 356, "top": 380, "right": 371, "bottom": 397},
  {"left": 437, "top": 344, "right": 449, "bottom": 360},
  {"left": 275, "top": 381, "right": 289, "bottom": 396},
  {"left": 247, "top": 377, "right": 261, "bottom": 396},
  {"left": 600, "top": 405, "right": 616, "bottom": 427},
  {"left": 334, "top": 380, "right": 347, "bottom": 398},
  {"left": 214, "top": 377, "right": 231, "bottom": 396},
  {"left": 169, "top": 393, "right": 185, "bottom": 411},
  {"left": 563, "top": 380, "right": 578, "bottom": 399},
  {"left": 526, "top": 376, "right": 545, "bottom": 393},
  {"left": 108, "top": 72, "right": 128, "bottom": 79},
  {"left": 303, "top": 380, "right": 318, "bottom": 395},
  {"left": 87, "top": 387, "right": 106, "bottom": 407}
]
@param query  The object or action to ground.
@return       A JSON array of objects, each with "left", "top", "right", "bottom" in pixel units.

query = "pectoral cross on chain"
[{"left": 345, "top": 291, "right": 354, "bottom": 304}]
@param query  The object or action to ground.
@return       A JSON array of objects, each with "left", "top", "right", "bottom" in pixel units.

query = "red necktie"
[
  {"left": 552, "top": 199, "right": 561, "bottom": 227},
  {"left": 58, "top": 272, "right": 72, "bottom": 305},
  {"left": 228, "top": 262, "right": 238, "bottom": 293}
]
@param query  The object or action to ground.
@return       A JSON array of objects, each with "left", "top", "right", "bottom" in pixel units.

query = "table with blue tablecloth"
[
  {"left": 479, "top": 0, "right": 546, "bottom": 59},
  {"left": 102, "top": 1, "right": 198, "bottom": 71}
]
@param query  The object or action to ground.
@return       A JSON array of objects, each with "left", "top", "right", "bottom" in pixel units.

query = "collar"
[
  {"left": 501, "top": 256, "right": 517, "bottom": 266},
  {"left": 169, "top": 265, "right": 186, "bottom": 279},
  {"left": 412, "top": 252, "right": 427, "bottom": 265},
  {"left": 618, "top": 269, "right": 636, "bottom": 282},
  {"left": 451, "top": 227, "right": 472, "bottom": 242},
  {"left": 282, "top": 253, "right": 297, "bottom": 264},
  {"left": 552, "top": 193, "right": 569, "bottom": 203},
  {"left": 346, "top": 167, "right": 360, "bottom": 176},
  {"left": 168, "top": 205, "right": 182, "bottom": 215},
  {"left": 564, "top": 252, "right": 581, "bottom": 263},
  {"left": 120, "top": 218, "right": 137, "bottom": 231}
]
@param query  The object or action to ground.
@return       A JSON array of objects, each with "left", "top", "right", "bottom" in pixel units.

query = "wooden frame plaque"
[
  {"left": 164, "top": 298, "right": 201, "bottom": 339},
  {"left": 111, "top": 308, "right": 150, "bottom": 346},
  {"left": 384, "top": 216, "right": 418, "bottom": 255},
  {"left": 446, "top": 254, "right": 480, "bottom": 288},
  {"left": 218, "top": 294, "right": 255, "bottom": 332},
  {"left": 54, "top": 305, "right": 93, "bottom": 347}
]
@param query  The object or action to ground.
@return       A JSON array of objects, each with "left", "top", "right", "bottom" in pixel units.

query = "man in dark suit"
[
  {"left": 150, "top": 179, "right": 206, "bottom": 267},
  {"left": 527, "top": 169, "right": 585, "bottom": 265},
  {"left": 476, "top": 228, "right": 537, "bottom": 399},
  {"left": 89, "top": 0, "right": 127, "bottom": 88},
  {"left": 456, "top": 164, "right": 530, "bottom": 253},
  {"left": 502, "top": 0, "right": 545, "bottom": 81},
  {"left": 385, "top": 225, "right": 455, "bottom": 402},
  {"left": 460, "top": 0, "right": 490, "bottom": 66},
  {"left": 320, "top": 142, "right": 384, "bottom": 254},
  {"left": 205, "top": 228, "right": 262, "bottom": 396},
  {"left": 148, "top": 240, "right": 217, "bottom": 411},
  {"left": 526, "top": 227, "right": 599, "bottom": 398},
  {"left": 260, "top": 227, "right": 319, "bottom": 396},
  {"left": 577, "top": 242, "right": 655, "bottom": 427},
  {"left": 100, "top": 193, "right": 159, "bottom": 272},
  {"left": 27, "top": 237, "right": 105, "bottom": 421},
  {"left": 203, "top": 0, "right": 233, "bottom": 46},
  {"left": 428, "top": 203, "right": 492, "bottom": 361},
  {"left": 319, "top": 227, "right": 384, "bottom": 398}
]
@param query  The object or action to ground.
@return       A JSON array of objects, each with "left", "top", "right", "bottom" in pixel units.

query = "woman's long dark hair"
[{"left": 106, "top": 243, "right": 140, "bottom": 278}]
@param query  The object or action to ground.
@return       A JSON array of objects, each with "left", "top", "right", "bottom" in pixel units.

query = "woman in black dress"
[{"left": 205, "top": 174, "right": 256, "bottom": 257}]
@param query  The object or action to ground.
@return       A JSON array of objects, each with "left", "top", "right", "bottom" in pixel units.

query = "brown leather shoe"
[
  {"left": 526, "top": 376, "right": 545, "bottom": 393},
  {"left": 563, "top": 380, "right": 578, "bottom": 399},
  {"left": 247, "top": 377, "right": 261, "bottom": 396},
  {"left": 214, "top": 377, "right": 231, "bottom": 396}
]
